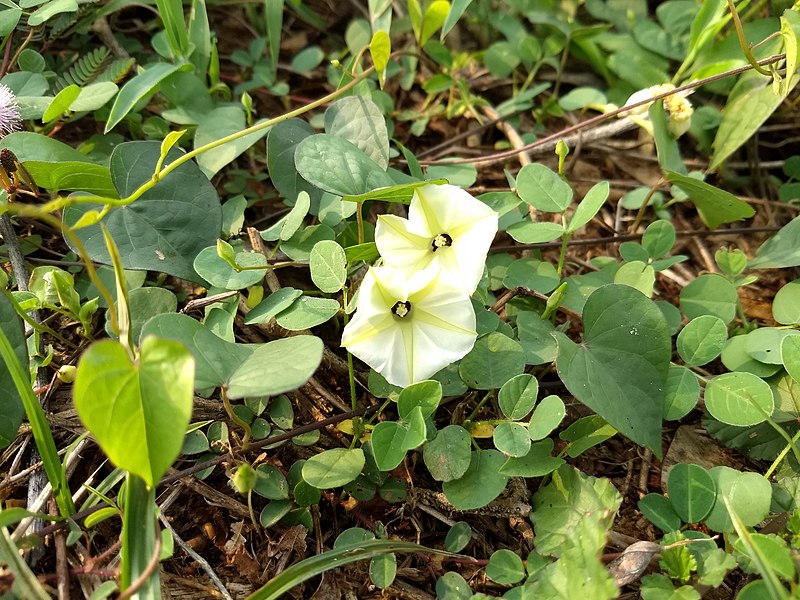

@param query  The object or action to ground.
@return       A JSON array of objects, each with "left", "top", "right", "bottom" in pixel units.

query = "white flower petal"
[
  {"left": 378, "top": 184, "right": 497, "bottom": 294},
  {"left": 375, "top": 214, "right": 432, "bottom": 270},
  {"left": 341, "top": 266, "right": 477, "bottom": 388},
  {"left": 409, "top": 184, "right": 496, "bottom": 237}
]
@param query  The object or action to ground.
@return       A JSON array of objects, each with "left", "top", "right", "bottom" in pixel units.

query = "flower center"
[
  {"left": 431, "top": 233, "right": 453, "bottom": 252},
  {"left": 391, "top": 300, "right": 412, "bottom": 318}
]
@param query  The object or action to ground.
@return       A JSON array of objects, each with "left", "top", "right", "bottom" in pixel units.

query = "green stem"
[
  {"left": 556, "top": 214, "right": 569, "bottom": 277},
  {"left": 222, "top": 387, "right": 251, "bottom": 448},
  {"left": 726, "top": 0, "right": 770, "bottom": 76},
  {"left": 763, "top": 418, "right": 800, "bottom": 470},
  {"left": 120, "top": 63, "right": 376, "bottom": 208},
  {"left": 764, "top": 424, "right": 800, "bottom": 479},
  {"left": 341, "top": 286, "right": 358, "bottom": 413},
  {"left": 466, "top": 391, "right": 493, "bottom": 422}
]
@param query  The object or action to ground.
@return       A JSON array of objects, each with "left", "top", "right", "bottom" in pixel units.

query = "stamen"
[
  {"left": 391, "top": 301, "right": 411, "bottom": 318},
  {"left": 431, "top": 233, "right": 453, "bottom": 252}
]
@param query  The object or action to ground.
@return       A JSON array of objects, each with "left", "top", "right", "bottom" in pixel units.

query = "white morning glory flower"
[
  {"left": 375, "top": 184, "right": 498, "bottom": 294},
  {"left": 341, "top": 265, "right": 477, "bottom": 388}
]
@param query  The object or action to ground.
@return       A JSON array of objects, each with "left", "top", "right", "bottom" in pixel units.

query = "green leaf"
[
  {"left": 531, "top": 464, "right": 621, "bottom": 555},
  {"left": 442, "top": 450, "right": 508, "bottom": 510},
  {"left": 24, "top": 161, "right": 116, "bottom": 196},
  {"left": 516, "top": 310, "right": 557, "bottom": 365},
  {"left": 325, "top": 96, "right": 390, "bottom": 170},
  {"left": 108, "top": 286, "right": 177, "bottom": 344},
  {"left": 676, "top": 315, "right": 727, "bottom": 366},
  {"left": 498, "top": 438, "right": 564, "bottom": 477},
  {"left": 275, "top": 296, "right": 340, "bottom": 330},
  {"left": 458, "top": 332, "right": 524, "bottom": 390},
  {"left": 0, "top": 294, "right": 26, "bottom": 449},
  {"left": 309, "top": 240, "right": 347, "bottom": 293},
  {"left": 773, "top": 278, "right": 800, "bottom": 325},
  {"left": 704, "top": 372, "right": 774, "bottom": 426},
  {"left": 370, "top": 30, "right": 390, "bottom": 85},
  {"left": 667, "top": 463, "right": 716, "bottom": 524},
  {"left": 435, "top": 572, "right": 471, "bottom": 600},
  {"left": 750, "top": 216, "right": 800, "bottom": 269},
  {"left": 484, "top": 41, "right": 520, "bottom": 78},
  {"left": 69, "top": 82, "right": 119, "bottom": 112},
  {"left": 1, "top": 131, "right": 96, "bottom": 164},
  {"left": 371, "top": 421, "right": 412, "bottom": 471},
  {"left": 369, "top": 552, "right": 397, "bottom": 589},
  {"left": 638, "top": 493, "right": 682, "bottom": 532},
  {"left": 253, "top": 464, "right": 289, "bottom": 500},
  {"left": 441, "top": 0, "right": 472, "bottom": 39},
  {"left": 782, "top": 336, "right": 800, "bottom": 384},
  {"left": 42, "top": 84, "right": 80, "bottom": 123},
  {"left": 444, "top": 521, "right": 471, "bottom": 552},
  {"left": 194, "top": 107, "right": 270, "bottom": 178},
  {"left": 506, "top": 220, "right": 565, "bottom": 244},
  {"left": 493, "top": 422, "right": 531, "bottom": 457},
  {"left": 74, "top": 337, "right": 194, "bottom": 487},
  {"left": 302, "top": 448, "right": 365, "bottom": 489},
  {"left": 423, "top": 424, "right": 471, "bottom": 482},
  {"left": 503, "top": 259, "right": 560, "bottom": 293},
  {"left": 555, "top": 285, "right": 671, "bottom": 456},
  {"left": 781, "top": 10, "right": 800, "bottom": 96},
  {"left": 665, "top": 170, "right": 754, "bottom": 229},
  {"left": 398, "top": 380, "right": 442, "bottom": 420},
  {"left": 710, "top": 72, "right": 799, "bottom": 170},
  {"left": 515, "top": 163, "right": 573, "bottom": 213},
  {"left": 105, "top": 62, "right": 187, "bottom": 133},
  {"left": 486, "top": 549, "right": 525, "bottom": 585},
  {"left": 567, "top": 181, "right": 609, "bottom": 233},
  {"left": 193, "top": 246, "right": 267, "bottom": 290},
  {"left": 140, "top": 313, "right": 322, "bottom": 398},
  {"left": 734, "top": 533, "right": 794, "bottom": 581},
  {"left": 642, "top": 220, "right": 677, "bottom": 259},
  {"left": 614, "top": 260, "right": 655, "bottom": 297},
  {"left": 27, "top": 0, "right": 76, "bottom": 26},
  {"left": 679, "top": 273, "right": 738, "bottom": 324},
  {"left": 745, "top": 327, "right": 800, "bottom": 365},
  {"left": 294, "top": 133, "right": 393, "bottom": 198},
  {"left": 260, "top": 191, "right": 311, "bottom": 242},
  {"left": 266, "top": 119, "right": 322, "bottom": 203},
  {"left": 420, "top": 0, "right": 449, "bottom": 46},
  {"left": 703, "top": 466, "right": 772, "bottom": 532},
  {"left": 664, "top": 365, "right": 700, "bottom": 420},
  {"left": 344, "top": 242, "right": 379, "bottom": 264},
  {"left": 244, "top": 288, "right": 303, "bottom": 324},
  {"left": 528, "top": 394, "right": 566, "bottom": 441},
  {"left": 64, "top": 141, "right": 222, "bottom": 284},
  {"left": 498, "top": 373, "right": 539, "bottom": 420}
]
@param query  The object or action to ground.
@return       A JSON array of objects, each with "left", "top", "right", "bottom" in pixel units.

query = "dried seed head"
[
  {"left": 0, "top": 148, "right": 17, "bottom": 174},
  {"left": 0, "top": 84, "right": 22, "bottom": 138}
]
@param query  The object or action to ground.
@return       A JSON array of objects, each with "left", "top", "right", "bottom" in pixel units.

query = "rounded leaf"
[
  {"left": 442, "top": 450, "right": 508, "bottom": 510},
  {"left": 704, "top": 372, "right": 774, "bottom": 426},
  {"left": 666, "top": 463, "right": 716, "bottom": 524},
  {"left": 459, "top": 333, "right": 524, "bottom": 390},
  {"left": 498, "top": 374, "right": 539, "bottom": 420},
  {"left": 677, "top": 315, "right": 727, "bottom": 366},
  {"left": 486, "top": 549, "right": 525, "bottom": 584},
  {"left": 302, "top": 448, "right": 365, "bottom": 489}
]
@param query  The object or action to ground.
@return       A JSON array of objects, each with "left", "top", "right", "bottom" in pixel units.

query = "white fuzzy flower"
[
  {"left": 623, "top": 83, "right": 693, "bottom": 138},
  {"left": 0, "top": 84, "right": 21, "bottom": 138},
  {"left": 375, "top": 184, "right": 498, "bottom": 295},
  {"left": 341, "top": 265, "right": 477, "bottom": 388}
]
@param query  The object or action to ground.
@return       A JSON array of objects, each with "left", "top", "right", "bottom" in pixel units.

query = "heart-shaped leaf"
[
  {"left": 554, "top": 284, "right": 671, "bottom": 456},
  {"left": 140, "top": 313, "right": 322, "bottom": 398},
  {"left": 64, "top": 141, "right": 222, "bottom": 284},
  {"left": 74, "top": 337, "right": 194, "bottom": 487}
]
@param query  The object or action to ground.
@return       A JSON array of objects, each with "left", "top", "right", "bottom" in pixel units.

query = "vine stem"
[{"left": 421, "top": 53, "right": 786, "bottom": 166}]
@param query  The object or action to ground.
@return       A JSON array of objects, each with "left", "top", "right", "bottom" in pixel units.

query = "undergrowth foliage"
[{"left": 1, "top": 0, "right": 800, "bottom": 599}]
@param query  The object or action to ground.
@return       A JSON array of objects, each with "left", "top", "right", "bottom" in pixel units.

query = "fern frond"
[
  {"left": 54, "top": 47, "right": 110, "bottom": 92},
  {"left": 96, "top": 58, "right": 135, "bottom": 85}
]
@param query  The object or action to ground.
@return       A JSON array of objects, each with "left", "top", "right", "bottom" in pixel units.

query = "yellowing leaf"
[{"left": 370, "top": 30, "right": 391, "bottom": 88}]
